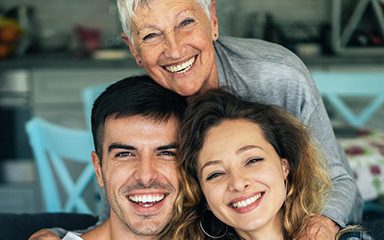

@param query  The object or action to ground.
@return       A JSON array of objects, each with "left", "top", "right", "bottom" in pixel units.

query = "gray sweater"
[{"left": 214, "top": 36, "right": 363, "bottom": 226}]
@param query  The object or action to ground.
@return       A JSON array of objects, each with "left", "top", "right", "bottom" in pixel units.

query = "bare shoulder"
[{"left": 82, "top": 220, "right": 109, "bottom": 240}]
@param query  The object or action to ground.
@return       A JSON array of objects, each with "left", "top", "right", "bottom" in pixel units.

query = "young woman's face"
[{"left": 197, "top": 119, "right": 289, "bottom": 238}]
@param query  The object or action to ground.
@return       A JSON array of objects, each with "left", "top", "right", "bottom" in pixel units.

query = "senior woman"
[
  {"left": 29, "top": 0, "right": 362, "bottom": 239},
  {"left": 166, "top": 89, "right": 372, "bottom": 240},
  {"left": 116, "top": 1, "right": 361, "bottom": 238}
]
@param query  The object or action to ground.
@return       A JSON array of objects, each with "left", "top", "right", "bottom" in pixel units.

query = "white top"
[{"left": 62, "top": 231, "right": 83, "bottom": 240}]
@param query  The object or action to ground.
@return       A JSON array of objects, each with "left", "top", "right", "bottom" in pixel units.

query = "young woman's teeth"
[
  {"left": 231, "top": 193, "right": 262, "bottom": 209},
  {"left": 129, "top": 194, "right": 165, "bottom": 205},
  {"left": 166, "top": 57, "right": 195, "bottom": 73}
]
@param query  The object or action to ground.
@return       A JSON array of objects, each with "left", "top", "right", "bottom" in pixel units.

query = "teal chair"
[
  {"left": 26, "top": 117, "right": 96, "bottom": 213},
  {"left": 312, "top": 71, "right": 384, "bottom": 128},
  {"left": 82, "top": 84, "right": 108, "bottom": 130}
]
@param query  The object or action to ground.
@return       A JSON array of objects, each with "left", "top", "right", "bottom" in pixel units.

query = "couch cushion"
[{"left": 0, "top": 212, "right": 98, "bottom": 240}]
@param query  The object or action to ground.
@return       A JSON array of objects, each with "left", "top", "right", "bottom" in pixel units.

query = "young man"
[{"left": 30, "top": 75, "right": 187, "bottom": 240}]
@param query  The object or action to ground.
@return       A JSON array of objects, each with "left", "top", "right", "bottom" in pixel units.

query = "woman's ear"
[
  {"left": 281, "top": 158, "right": 290, "bottom": 180},
  {"left": 92, "top": 151, "right": 104, "bottom": 188},
  {"left": 209, "top": 0, "right": 219, "bottom": 40},
  {"left": 121, "top": 32, "right": 143, "bottom": 67}
]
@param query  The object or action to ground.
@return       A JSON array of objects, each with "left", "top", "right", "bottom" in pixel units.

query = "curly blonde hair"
[{"left": 163, "top": 89, "right": 332, "bottom": 240}]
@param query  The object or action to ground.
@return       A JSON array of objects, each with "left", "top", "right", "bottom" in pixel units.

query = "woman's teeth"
[
  {"left": 165, "top": 57, "right": 195, "bottom": 73},
  {"left": 231, "top": 193, "right": 262, "bottom": 209}
]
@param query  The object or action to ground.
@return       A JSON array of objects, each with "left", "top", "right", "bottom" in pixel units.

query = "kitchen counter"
[
  {"left": 301, "top": 55, "right": 384, "bottom": 69},
  {"left": 0, "top": 51, "right": 138, "bottom": 70},
  {"left": 1, "top": 51, "right": 384, "bottom": 70}
]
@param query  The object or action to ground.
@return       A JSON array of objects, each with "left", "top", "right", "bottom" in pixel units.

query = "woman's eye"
[
  {"left": 246, "top": 157, "right": 264, "bottom": 165},
  {"left": 179, "top": 18, "right": 195, "bottom": 27},
  {"left": 206, "top": 172, "right": 223, "bottom": 181},
  {"left": 143, "top": 33, "right": 159, "bottom": 41}
]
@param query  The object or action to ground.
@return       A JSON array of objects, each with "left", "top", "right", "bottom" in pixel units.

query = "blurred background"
[{"left": 0, "top": 0, "right": 383, "bottom": 217}]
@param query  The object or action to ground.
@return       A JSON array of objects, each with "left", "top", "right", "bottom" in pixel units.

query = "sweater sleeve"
[{"left": 305, "top": 98, "right": 363, "bottom": 226}]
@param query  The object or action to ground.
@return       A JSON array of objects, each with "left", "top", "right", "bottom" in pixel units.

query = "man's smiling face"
[{"left": 93, "top": 114, "right": 180, "bottom": 237}]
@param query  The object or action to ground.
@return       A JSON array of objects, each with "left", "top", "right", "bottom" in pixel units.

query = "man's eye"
[
  {"left": 246, "top": 157, "right": 264, "bottom": 165},
  {"left": 206, "top": 172, "right": 223, "bottom": 181},
  {"left": 115, "top": 152, "right": 134, "bottom": 158},
  {"left": 159, "top": 151, "right": 176, "bottom": 156},
  {"left": 179, "top": 18, "right": 195, "bottom": 27}
]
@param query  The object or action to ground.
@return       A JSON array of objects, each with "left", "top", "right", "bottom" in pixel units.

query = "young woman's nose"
[
  {"left": 227, "top": 170, "right": 251, "bottom": 192},
  {"left": 134, "top": 156, "right": 159, "bottom": 184}
]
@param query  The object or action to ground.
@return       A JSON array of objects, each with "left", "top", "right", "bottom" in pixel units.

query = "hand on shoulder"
[
  {"left": 28, "top": 228, "right": 60, "bottom": 240},
  {"left": 297, "top": 214, "right": 340, "bottom": 240}
]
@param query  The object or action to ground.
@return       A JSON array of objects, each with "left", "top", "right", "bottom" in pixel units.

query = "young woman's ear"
[{"left": 281, "top": 158, "right": 290, "bottom": 180}]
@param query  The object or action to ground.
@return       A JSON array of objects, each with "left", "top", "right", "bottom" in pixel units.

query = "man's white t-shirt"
[{"left": 62, "top": 231, "right": 83, "bottom": 240}]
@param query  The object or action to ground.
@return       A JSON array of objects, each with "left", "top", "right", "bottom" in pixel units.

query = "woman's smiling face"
[
  {"left": 124, "top": 0, "right": 219, "bottom": 96},
  {"left": 197, "top": 119, "right": 289, "bottom": 238}
]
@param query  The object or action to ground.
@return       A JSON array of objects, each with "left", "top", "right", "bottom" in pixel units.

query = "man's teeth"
[
  {"left": 165, "top": 57, "right": 195, "bottom": 73},
  {"left": 231, "top": 193, "right": 262, "bottom": 209},
  {"left": 129, "top": 194, "right": 165, "bottom": 203}
]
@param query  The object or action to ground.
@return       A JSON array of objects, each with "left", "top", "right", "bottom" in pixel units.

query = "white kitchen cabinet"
[
  {"left": 0, "top": 182, "right": 41, "bottom": 213},
  {"left": 31, "top": 67, "right": 143, "bottom": 128},
  {"left": 332, "top": 0, "right": 384, "bottom": 55}
]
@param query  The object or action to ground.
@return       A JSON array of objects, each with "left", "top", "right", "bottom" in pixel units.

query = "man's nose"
[
  {"left": 134, "top": 156, "right": 159, "bottom": 185},
  {"left": 163, "top": 32, "right": 185, "bottom": 59},
  {"left": 227, "top": 170, "right": 251, "bottom": 192}
]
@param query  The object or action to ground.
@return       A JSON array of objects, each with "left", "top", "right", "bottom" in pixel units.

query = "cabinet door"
[
  {"left": 31, "top": 68, "right": 144, "bottom": 128},
  {"left": 332, "top": 0, "right": 384, "bottom": 55},
  {"left": 0, "top": 183, "right": 41, "bottom": 213}
]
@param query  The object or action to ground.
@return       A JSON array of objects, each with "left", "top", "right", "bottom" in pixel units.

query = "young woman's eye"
[
  {"left": 179, "top": 18, "right": 195, "bottom": 27},
  {"left": 246, "top": 157, "right": 264, "bottom": 165},
  {"left": 206, "top": 172, "right": 223, "bottom": 181}
]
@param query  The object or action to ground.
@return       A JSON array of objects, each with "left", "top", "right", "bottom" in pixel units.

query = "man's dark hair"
[{"left": 91, "top": 75, "right": 187, "bottom": 158}]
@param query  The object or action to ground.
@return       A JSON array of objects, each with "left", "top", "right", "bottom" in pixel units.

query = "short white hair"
[{"left": 117, "top": 0, "right": 212, "bottom": 43}]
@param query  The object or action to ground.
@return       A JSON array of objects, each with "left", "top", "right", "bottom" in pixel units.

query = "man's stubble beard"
[{"left": 103, "top": 177, "right": 173, "bottom": 237}]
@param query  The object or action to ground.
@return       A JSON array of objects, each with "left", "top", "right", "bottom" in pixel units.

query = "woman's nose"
[
  {"left": 227, "top": 171, "right": 251, "bottom": 192},
  {"left": 163, "top": 32, "right": 185, "bottom": 59}
]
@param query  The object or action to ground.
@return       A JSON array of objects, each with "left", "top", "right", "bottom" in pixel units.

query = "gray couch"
[{"left": 0, "top": 212, "right": 97, "bottom": 240}]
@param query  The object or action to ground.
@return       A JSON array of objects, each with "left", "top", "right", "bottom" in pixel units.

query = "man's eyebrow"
[
  {"left": 157, "top": 143, "right": 178, "bottom": 151},
  {"left": 107, "top": 143, "right": 135, "bottom": 153}
]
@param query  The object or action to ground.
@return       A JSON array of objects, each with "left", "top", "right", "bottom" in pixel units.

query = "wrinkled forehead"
[{"left": 130, "top": 0, "right": 207, "bottom": 19}]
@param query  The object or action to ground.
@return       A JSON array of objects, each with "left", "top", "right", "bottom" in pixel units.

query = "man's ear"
[
  {"left": 92, "top": 151, "right": 104, "bottom": 188},
  {"left": 209, "top": 0, "right": 219, "bottom": 40},
  {"left": 281, "top": 158, "right": 290, "bottom": 180},
  {"left": 121, "top": 32, "right": 143, "bottom": 67}
]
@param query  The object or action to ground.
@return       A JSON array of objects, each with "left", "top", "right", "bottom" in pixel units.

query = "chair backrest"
[
  {"left": 82, "top": 84, "right": 108, "bottom": 130},
  {"left": 26, "top": 117, "right": 96, "bottom": 213},
  {"left": 312, "top": 71, "right": 384, "bottom": 128}
]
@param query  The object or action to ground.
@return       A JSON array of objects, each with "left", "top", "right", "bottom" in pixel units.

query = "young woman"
[{"left": 165, "top": 89, "right": 372, "bottom": 240}]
